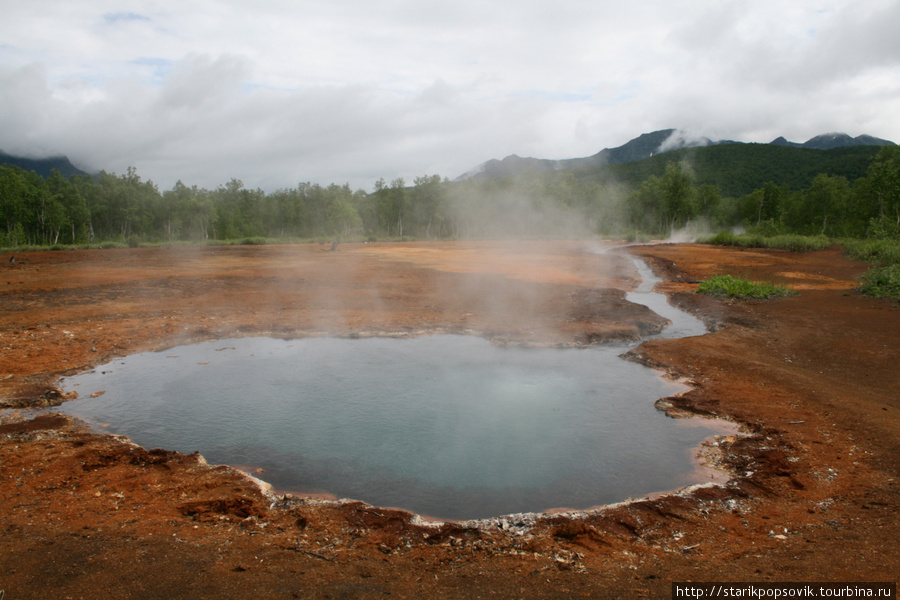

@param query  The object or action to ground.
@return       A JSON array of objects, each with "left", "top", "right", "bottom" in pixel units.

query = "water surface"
[{"left": 59, "top": 334, "right": 724, "bottom": 521}]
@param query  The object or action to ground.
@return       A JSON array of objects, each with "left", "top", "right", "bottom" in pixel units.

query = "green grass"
[
  {"left": 764, "top": 234, "right": 831, "bottom": 252},
  {"left": 701, "top": 231, "right": 899, "bottom": 299},
  {"left": 702, "top": 235, "right": 900, "bottom": 301},
  {"left": 702, "top": 231, "right": 830, "bottom": 252},
  {"left": 2, "top": 236, "right": 378, "bottom": 252},
  {"left": 702, "top": 231, "right": 765, "bottom": 248},
  {"left": 697, "top": 274, "right": 797, "bottom": 300},
  {"left": 3, "top": 241, "right": 131, "bottom": 251},
  {"left": 841, "top": 238, "right": 900, "bottom": 267}
]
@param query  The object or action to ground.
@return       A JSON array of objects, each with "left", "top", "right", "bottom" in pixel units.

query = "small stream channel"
[{"left": 52, "top": 250, "right": 731, "bottom": 521}]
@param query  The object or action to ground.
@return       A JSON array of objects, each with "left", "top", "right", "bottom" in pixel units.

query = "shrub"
[
  {"left": 703, "top": 231, "right": 739, "bottom": 246},
  {"left": 748, "top": 219, "right": 787, "bottom": 237},
  {"left": 239, "top": 237, "right": 267, "bottom": 245},
  {"left": 842, "top": 238, "right": 900, "bottom": 267},
  {"left": 697, "top": 274, "right": 796, "bottom": 300},
  {"left": 835, "top": 239, "right": 900, "bottom": 301},
  {"left": 866, "top": 215, "right": 900, "bottom": 240},
  {"left": 764, "top": 234, "right": 830, "bottom": 252},
  {"left": 858, "top": 265, "right": 900, "bottom": 300}
]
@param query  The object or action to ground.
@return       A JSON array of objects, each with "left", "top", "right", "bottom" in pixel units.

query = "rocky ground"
[{"left": 1, "top": 241, "right": 897, "bottom": 599}]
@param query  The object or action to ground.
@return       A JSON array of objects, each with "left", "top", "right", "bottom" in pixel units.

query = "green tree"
[
  {"left": 792, "top": 174, "right": 851, "bottom": 235},
  {"left": 0, "top": 165, "right": 32, "bottom": 246},
  {"left": 658, "top": 161, "right": 698, "bottom": 232},
  {"left": 408, "top": 175, "right": 446, "bottom": 238},
  {"left": 696, "top": 183, "right": 723, "bottom": 226},
  {"left": 46, "top": 169, "right": 89, "bottom": 244},
  {"left": 160, "top": 181, "right": 195, "bottom": 241},
  {"left": 269, "top": 187, "right": 305, "bottom": 238},
  {"left": 867, "top": 146, "right": 900, "bottom": 225},
  {"left": 628, "top": 161, "right": 698, "bottom": 234},
  {"left": 374, "top": 178, "right": 407, "bottom": 237},
  {"left": 192, "top": 188, "right": 216, "bottom": 241}
]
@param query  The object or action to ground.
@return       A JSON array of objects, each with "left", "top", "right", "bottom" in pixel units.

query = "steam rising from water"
[{"left": 56, "top": 250, "right": 724, "bottom": 520}]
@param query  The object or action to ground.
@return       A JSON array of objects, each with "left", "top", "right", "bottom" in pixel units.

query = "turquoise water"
[{"left": 58, "top": 333, "right": 724, "bottom": 521}]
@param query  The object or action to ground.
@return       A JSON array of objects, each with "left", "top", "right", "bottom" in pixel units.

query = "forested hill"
[
  {"left": 771, "top": 133, "right": 895, "bottom": 150},
  {"left": 586, "top": 143, "right": 886, "bottom": 198},
  {"left": 459, "top": 129, "right": 895, "bottom": 183},
  {"left": 458, "top": 129, "right": 737, "bottom": 180},
  {"left": 0, "top": 150, "right": 89, "bottom": 179}
]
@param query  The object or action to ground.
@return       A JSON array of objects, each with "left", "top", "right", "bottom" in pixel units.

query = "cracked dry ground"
[{"left": 1, "top": 241, "right": 898, "bottom": 599}]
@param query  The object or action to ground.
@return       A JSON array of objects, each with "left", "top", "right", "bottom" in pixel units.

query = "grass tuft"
[{"left": 697, "top": 274, "right": 796, "bottom": 300}]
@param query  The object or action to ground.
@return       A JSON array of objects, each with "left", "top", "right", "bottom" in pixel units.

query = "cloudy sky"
[{"left": 1, "top": 1, "right": 899, "bottom": 192}]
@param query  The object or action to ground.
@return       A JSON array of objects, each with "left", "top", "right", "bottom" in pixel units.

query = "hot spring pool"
[{"left": 58, "top": 334, "right": 729, "bottom": 521}]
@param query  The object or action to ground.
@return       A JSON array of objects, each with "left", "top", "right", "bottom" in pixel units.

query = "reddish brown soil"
[{"left": 1, "top": 241, "right": 898, "bottom": 599}]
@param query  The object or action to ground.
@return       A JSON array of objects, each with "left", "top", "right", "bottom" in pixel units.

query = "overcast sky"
[{"left": 1, "top": 1, "right": 899, "bottom": 192}]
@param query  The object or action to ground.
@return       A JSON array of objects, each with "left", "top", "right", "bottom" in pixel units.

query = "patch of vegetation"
[
  {"left": 841, "top": 237, "right": 900, "bottom": 300},
  {"left": 702, "top": 231, "right": 763, "bottom": 247},
  {"left": 697, "top": 274, "right": 797, "bottom": 300},
  {"left": 703, "top": 232, "right": 830, "bottom": 252},
  {"left": 857, "top": 265, "right": 900, "bottom": 300},
  {"left": 841, "top": 238, "right": 900, "bottom": 266},
  {"left": 205, "top": 237, "right": 279, "bottom": 247},
  {"left": 764, "top": 234, "right": 831, "bottom": 252},
  {"left": 704, "top": 233, "right": 900, "bottom": 300},
  {"left": 238, "top": 236, "right": 268, "bottom": 246},
  {"left": 623, "top": 229, "right": 654, "bottom": 243}
]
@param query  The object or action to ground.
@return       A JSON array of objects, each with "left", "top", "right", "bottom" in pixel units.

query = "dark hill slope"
[
  {"left": 575, "top": 143, "right": 883, "bottom": 198},
  {"left": 770, "top": 133, "right": 895, "bottom": 150},
  {"left": 0, "top": 150, "right": 89, "bottom": 179},
  {"left": 460, "top": 129, "right": 894, "bottom": 186},
  {"left": 459, "top": 129, "right": 739, "bottom": 180}
]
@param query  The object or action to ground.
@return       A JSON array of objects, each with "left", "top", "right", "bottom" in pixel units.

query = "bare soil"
[{"left": 1, "top": 241, "right": 897, "bottom": 599}]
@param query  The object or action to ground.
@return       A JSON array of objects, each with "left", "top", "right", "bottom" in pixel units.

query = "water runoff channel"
[{"left": 55, "top": 249, "right": 735, "bottom": 522}]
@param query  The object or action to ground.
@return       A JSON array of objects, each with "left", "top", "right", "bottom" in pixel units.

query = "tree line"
[{"left": 2, "top": 146, "right": 898, "bottom": 248}]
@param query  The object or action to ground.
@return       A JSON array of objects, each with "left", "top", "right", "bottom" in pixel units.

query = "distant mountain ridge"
[
  {"left": 2, "top": 129, "right": 895, "bottom": 186},
  {"left": 458, "top": 129, "right": 896, "bottom": 181},
  {"left": 0, "top": 150, "right": 89, "bottom": 179},
  {"left": 769, "top": 133, "right": 895, "bottom": 150}
]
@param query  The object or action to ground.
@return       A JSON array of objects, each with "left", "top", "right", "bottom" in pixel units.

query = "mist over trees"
[{"left": 2, "top": 145, "right": 899, "bottom": 248}]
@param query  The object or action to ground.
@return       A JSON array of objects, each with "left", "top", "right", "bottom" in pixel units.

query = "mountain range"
[
  {"left": 457, "top": 129, "right": 896, "bottom": 181},
  {"left": 769, "top": 133, "right": 895, "bottom": 150},
  {"left": 1, "top": 128, "right": 896, "bottom": 185}
]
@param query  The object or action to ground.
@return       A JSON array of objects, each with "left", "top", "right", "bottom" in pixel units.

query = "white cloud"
[{"left": 1, "top": 0, "right": 898, "bottom": 191}]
